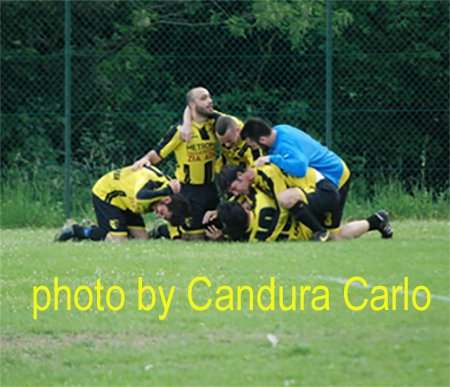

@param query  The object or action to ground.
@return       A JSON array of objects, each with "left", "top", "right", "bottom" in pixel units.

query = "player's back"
[
  {"left": 92, "top": 165, "right": 170, "bottom": 213},
  {"left": 254, "top": 163, "right": 320, "bottom": 198},
  {"left": 272, "top": 124, "right": 348, "bottom": 188}
]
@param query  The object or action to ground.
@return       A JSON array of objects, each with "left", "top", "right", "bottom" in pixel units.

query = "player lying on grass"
[
  {"left": 55, "top": 165, "right": 190, "bottom": 242},
  {"left": 203, "top": 189, "right": 392, "bottom": 242},
  {"left": 203, "top": 186, "right": 312, "bottom": 242},
  {"left": 217, "top": 164, "right": 393, "bottom": 241}
]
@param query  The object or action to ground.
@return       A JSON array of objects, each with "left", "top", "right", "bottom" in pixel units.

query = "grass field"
[{"left": 1, "top": 221, "right": 449, "bottom": 386}]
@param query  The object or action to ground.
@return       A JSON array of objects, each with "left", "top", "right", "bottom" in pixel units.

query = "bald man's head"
[
  {"left": 186, "top": 87, "right": 209, "bottom": 103},
  {"left": 185, "top": 87, "right": 214, "bottom": 119}
]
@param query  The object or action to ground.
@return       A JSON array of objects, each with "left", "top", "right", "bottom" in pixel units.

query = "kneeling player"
[{"left": 55, "top": 165, "right": 190, "bottom": 242}]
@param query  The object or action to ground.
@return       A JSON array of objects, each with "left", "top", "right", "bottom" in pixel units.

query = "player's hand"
[
  {"left": 132, "top": 156, "right": 151, "bottom": 171},
  {"left": 179, "top": 105, "right": 193, "bottom": 143},
  {"left": 255, "top": 156, "right": 270, "bottom": 167},
  {"left": 202, "top": 210, "right": 218, "bottom": 224},
  {"left": 179, "top": 124, "right": 192, "bottom": 143},
  {"left": 205, "top": 225, "right": 223, "bottom": 241},
  {"left": 169, "top": 179, "right": 181, "bottom": 194}
]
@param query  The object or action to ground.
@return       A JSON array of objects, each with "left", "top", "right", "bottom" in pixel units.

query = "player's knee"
[{"left": 278, "top": 189, "right": 303, "bottom": 209}]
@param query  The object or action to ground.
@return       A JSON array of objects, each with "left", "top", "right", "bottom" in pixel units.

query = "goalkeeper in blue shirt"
[{"left": 240, "top": 117, "right": 351, "bottom": 240}]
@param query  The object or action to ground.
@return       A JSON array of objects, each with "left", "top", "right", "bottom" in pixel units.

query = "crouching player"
[{"left": 55, "top": 165, "right": 190, "bottom": 242}]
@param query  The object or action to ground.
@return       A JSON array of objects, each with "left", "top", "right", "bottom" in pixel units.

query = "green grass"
[
  {"left": 1, "top": 221, "right": 449, "bottom": 386},
  {"left": 1, "top": 167, "right": 449, "bottom": 228}
]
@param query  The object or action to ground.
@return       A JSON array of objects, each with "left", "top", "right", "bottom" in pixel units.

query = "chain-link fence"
[{"left": 1, "top": 0, "right": 448, "bottom": 218}]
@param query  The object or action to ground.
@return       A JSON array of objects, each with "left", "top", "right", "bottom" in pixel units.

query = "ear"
[
  {"left": 259, "top": 136, "right": 269, "bottom": 145},
  {"left": 236, "top": 171, "right": 243, "bottom": 180},
  {"left": 188, "top": 100, "right": 196, "bottom": 110},
  {"left": 161, "top": 196, "right": 172, "bottom": 204}
]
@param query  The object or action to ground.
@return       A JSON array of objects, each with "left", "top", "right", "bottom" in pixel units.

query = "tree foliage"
[{"left": 1, "top": 0, "right": 448, "bottom": 191}]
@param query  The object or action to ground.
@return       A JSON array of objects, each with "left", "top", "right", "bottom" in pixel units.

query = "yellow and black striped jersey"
[
  {"left": 216, "top": 136, "right": 261, "bottom": 173},
  {"left": 241, "top": 188, "right": 311, "bottom": 242},
  {"left": 92, "top": 165, "right": 172, "bottom": 214},
  {"left": 251, "top": 164, "right": 321, "bottom": 238},
  {"left": 254, "top": 163, "right": 320, "bottom": 199},
  {"left": 155, "top": 110, "right": 242, "bottom": 185}
]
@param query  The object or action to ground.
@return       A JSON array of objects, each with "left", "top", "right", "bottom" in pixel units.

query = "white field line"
[{"left": 301, "top": 275, "right": 450, "bottom": 303}]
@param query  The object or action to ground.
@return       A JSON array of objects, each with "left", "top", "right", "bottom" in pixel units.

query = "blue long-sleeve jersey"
[{"left": 268, "top": 124, "right": 347, "bottom": 188}]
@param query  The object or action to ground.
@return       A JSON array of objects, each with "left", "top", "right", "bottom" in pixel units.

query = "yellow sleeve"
[
  {"left": 154, "top": 124, "right": 183, "bottom": 159},
  {"left": 253, "top": 167, "right": 290, "bottom": 241}
]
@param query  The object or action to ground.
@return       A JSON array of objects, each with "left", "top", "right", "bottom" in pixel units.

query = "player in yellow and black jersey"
[
  {"left": 55, "top": 165, "right": 190, "bottom": 243},
  {"left": 132, "top": 87, "right": 242, "bottom": 239},
  {"left": 239, "top": 187, "right": 311, "bottom": 242},
  {"left": 154, "top": 113, "right": 218, "bottom": 186},
  {"left": 219, "top": 163, "right": 340, "bottom": 241},
  {"left": 202, "top": 187, "right": 311, "bottom": 242},
  {"left": 213, "top": 189, "right": 392, "bottom": 243},
  {"left": 214, "top": 116, "right": 261, "bottom": 173}
]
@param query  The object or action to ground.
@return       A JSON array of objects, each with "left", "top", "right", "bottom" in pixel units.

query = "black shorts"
[
  {"left": 180, "top": 183, "right": 219, "bottom": 234},
  {"left": 335, "top": 178, "right": 351, "bottom": 228},
  {"left": 306, "top": 178, "right": 341, "bottom": 230},
  {"left": 92, "top": 194, "right": 145, "bottom": 236}
]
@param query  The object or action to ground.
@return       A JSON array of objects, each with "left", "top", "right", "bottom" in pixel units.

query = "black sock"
[
  {"left": 366, "top": 214, "right": 382, "bottom": 231},
  {"left": 289, "top": 202, "right": 326, "bottom": 233}
]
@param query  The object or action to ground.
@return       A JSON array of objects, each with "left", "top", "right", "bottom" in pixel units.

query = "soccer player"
[
  {"left": 219, "top": 163, "right": 339, "bottom": 241},
  {"left": 214, "top": 116, "right": 261, "bottom": 172},
  {"left": 132, "top": 87, "right": 241, "bottom": 240},
  {"left": 55, "top": 165, "right": 190, "bottom": 242},
  {"left": 241, "top": 117, "right": 351, "bottom": 239},
  {"left": 209, "top": 187, "right": 310, "bottom": 242},
  {"left": 213, "top": 198, "right": 393, "bottom": 242}
]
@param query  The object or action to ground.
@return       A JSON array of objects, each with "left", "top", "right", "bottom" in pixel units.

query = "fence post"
[
  {"left": 325, "top": 0, "right": 333, "bottom": 149},
  {"left": 64, "top": 0, "right": 72, "bottom": 220}
]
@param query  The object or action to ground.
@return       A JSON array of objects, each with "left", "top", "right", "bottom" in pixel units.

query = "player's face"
[
  {"left": 193, "top": 89, "right": 214, "bottom": 118},
  {"left": 229, "top": 176, "right": 251, "bottom": 196},
  {"left": 217, "top": 128, "right": 239, "bottom": 148},
  {"left": 154, "top": 203, "right": 173, "bottom": 221}
]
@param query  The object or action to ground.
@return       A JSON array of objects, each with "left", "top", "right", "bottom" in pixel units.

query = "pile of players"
[{"left": 56, "top": 87, "right": 393, "bottom": 243}]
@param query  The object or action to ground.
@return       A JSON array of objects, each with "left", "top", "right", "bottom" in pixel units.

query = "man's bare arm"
[
  {"left": 178, "top": 105, "right": 192, "bottom": 143},
  {"left": 131, "top": 150, "right": 162, "bottom": 171}
]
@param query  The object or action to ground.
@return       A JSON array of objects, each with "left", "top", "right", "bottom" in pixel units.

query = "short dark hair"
[
  {"left": 240, "top": 118, "right": 272, "bottom": 141},
  {"left": 215, "top": 116, "right": 236, "bottom": 136},
  {"left": 219, "top": 164, "right": 246, "bottom": 194},
  {"left": 218, "top": 201, "right": 249, "bottom": 241},
  {"left": 167, "top": 193, "right": 191, "bottom": 226}
]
